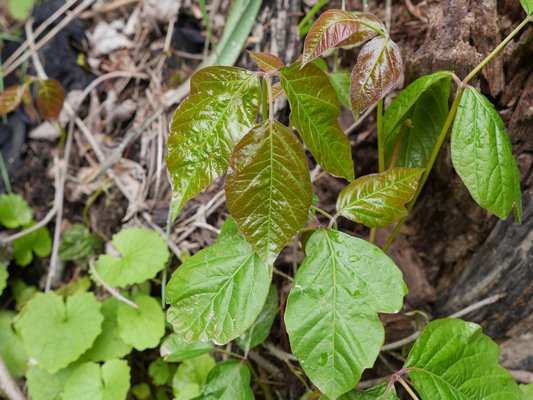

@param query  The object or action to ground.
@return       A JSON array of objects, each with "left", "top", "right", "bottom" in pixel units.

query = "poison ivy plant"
[
  {"left": 285, "top": 229, "right": 406, "bottom": 399},
  {"left": 329, "top": 383, "right": 398, "bottom": 399},
  {"left": 329, "top": 70, "right": 351, "bottom": 108},
  {"left": 13, "top": 223, "right": 52, "bottom": 267},
  {"left": 172, "top": 354, "right": 216, "bottom": 400},
  {"left": 199, "top": 360, "right": 254, "bottom": 399},
  {"left": 0, "top": 193, "right": 32, "bottom": 228},
  {"left": 521, "top": 0, "right": 533, "bottom": 15},
  {"left": 93, "top": 228, "right": 169, "bottom": 287},
  {"left": 160, "top": 333, "right": 213, "bottom": 362}
]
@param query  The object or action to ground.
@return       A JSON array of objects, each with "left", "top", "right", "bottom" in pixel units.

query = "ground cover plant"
[{"left": 0, "top": 0, "right": 532, "bottom": 399}]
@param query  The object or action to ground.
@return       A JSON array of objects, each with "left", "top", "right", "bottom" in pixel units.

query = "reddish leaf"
[
  {"left": 36, "top": 79, "right": 65, "bottom": 120},
  {"left": 271, "top": 82, "right": 284, "bottom": 100},
  {"left": 301, "top": 9, "right": 360, "bottom": 66},
  {"left": 0, "top": 84, "right": 28, "bottom": 115},
  {"left": 250, "top": 52, "right": 284, "bottom": 73},
  {"left": 350, "top": 36, "right": 403, "bottom": 116},
  {"left": 337, "top": 13, "right": 385, "bottom": 49}
]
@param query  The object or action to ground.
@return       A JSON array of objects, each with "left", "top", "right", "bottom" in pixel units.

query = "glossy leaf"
[
  {"left": 520, "top": 0, "right": 533, "bottom": 14},
  {"left": 172, "top": 354, "right": 215, "bottom": 400},
  {"left": 404, "top": 318, "right": 523, "bottom": 399},
  {"left": 238, "top": 284, "right": 278, "bottom": 352},
  {"left": 336, "top": 167, "right": 424, "bottom": 228},
  {"left": 350, "top": 36, "right": 403, "bottom": 116},
  {"left": 0, "top": 193, "right": 32, "bottom": 228},
  {"left": 0, "top": 84, "right": 27, "bottom": 115},
  {"left": 15, "top": 291, "right": 103, "bottom": 373},
  {"left": 285, "top": 229, "right": 406, "bottom": 399},
  {"left": 280, "top": 62, "right": 354, "bottom": 180},
  {"left": 329, "top": 70, "right": 351, "bottom": 108},
  {"left": 329, "top": 383, "right": 398, "bottom": 399},
  {"left": 93, "top": 228, "right": 169, "bottom": 288},
  {"left": 337, "top": 13, "right": 385, "bottom": 49},
  {"left": 451, "top": 87, "right": 522, "bottom": 222},
  {"left": 166, "top": 234, "right": 272, "bottom": 345},
  {"left": 0, "top": 311, "right": 27, "bottom": 379},
  {"left": 250, "top": 51, "right": 284, "bottom": 72},
  {"left": 160, "top": 333, "right": 213, "bottom": 362},
  {"left": 166, "top": 67, "right": 260, "bottom": 219},
  {"left": 200, "top": 360, "right": 254, "bottom": 399},
  {"left": 13, "top": 223, "right": 52, "bottom": 267},
  {"left": 36, "top": 79, "right": 65, "bottom": 120},
  {"left": 225, "top": 119, "right": 313, "bottom": 264},
  {"left": 383, "top": 71, "right": 452, "bottom": 167}
]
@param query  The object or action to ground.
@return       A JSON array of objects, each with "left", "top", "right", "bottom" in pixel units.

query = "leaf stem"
[
  {"left": 397, "top": 376, "right": 420, "bottom": 400},
  {"left": 368, "top": 228, "right": 376, "bottom": 243},
  {"left": 261, "top": 78, "right": 269, "bottom": 121},
  {"left": 389, "top": 120, "right": 411, "bottom": 169},
  {"left": 162, "top": 205, "right": 173, "bottom": 309},
  {"left": 310, "top": 205, "right": 335, "bottom": 223},
  {"left": 377, "top": 98, "right": 385, "bottom": 172},
  {"left": 266, "top": 76, "right": 274, "bottom": 122},
  {"left": 213, "top": 347, "right": 245, "bottom": 360}
]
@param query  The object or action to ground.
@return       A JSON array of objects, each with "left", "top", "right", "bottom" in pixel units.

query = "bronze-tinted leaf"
[
  {"left": 337, "top": 13, "right": 385, "bottom": 49},
  {"left": 166, "top": 66, "right": 260, "bottom": 220},
  {"left": 280, "top": 62, "right": 354, "bottom": 180},
  {"left": 36, "top": 79, "right": 65, "bottom": 120},
  {"left": 250, "top": 52, "right": 284, "bottom": 73},
  {"left": 0, "top": 84, "right": 28, "bottom": 115},
  {"left": 271, "top": 82, "right": 284, "bottom": 100},
  {"left": 225, "top": 119, "right": 313, "bottom": 264},
  {"left": 350, "top": 36, "right": 403, "bottom": 116}
]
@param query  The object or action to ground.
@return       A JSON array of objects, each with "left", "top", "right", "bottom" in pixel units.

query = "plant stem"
[
  {"left": 377, "top": 98, "right": 385, "bottom": 172},
  {"left": 368, "top": 228, "right": 376, "bottom": 243},
  {"left": 266, "top": 77, "right": 274, "bottom": 122},
  {"left": 397, "top": 376, "right": 420, "bottom": 400},
  {"left": 213, "top": 347, "right": 245, "bottom": 360},
  {"left": 261, "top": 78, "right": 269, "bottom": 121},
  {"left": 162, "top": 205, "right": 173, "bottom": 309},
  {"left": 389, "top": 120, "right": 410, "bottom": 169},
  {"left": 0, "top": 153, "right": 12, "bottom": 194},
  {"left": 310, "top": 205, "right": 335, "bottom": 223}
]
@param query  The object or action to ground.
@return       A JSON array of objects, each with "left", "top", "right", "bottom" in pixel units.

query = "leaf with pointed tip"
[
  {"left": 350, "top": 36, "right": 403, "bottom": 116},
  {"left": 451, "top": 87, "right": 522, "bottom": 222},
  {"left": 337, "top": 13, "right": 385, "bottom": 49},
  {"left": 383, "top": 71, "right": 452, "bottom": 167},
  {"left": 326, "top": 383, "right": 399, "bottom": 399},
  {"left": 250, "top": 52, "right": 284, "bottom": 72},
  {"left": 166, "top": 234, "right": 272, "bottom": 345},
  {"left": 337, "top": 167, "right": 423, "bottom": 228},
  {"left": 200, "top": 360, "right": 254, "bottom": 399},
  {"left": 280, "top": 62, "right": 354, "bottom": 180},
  {"left": 405, "top": 318, "right": 523, "bottom": 399},
  {"left": 225, "top": 119, "right": 313, "bottom": 264},
  {"left": 36, "top": 79, "right": 65, "bottom": 120},
  {"left": 285, "top": 229, "right": 406, "bottom": 399},
  {"left": 521, "top": 0, "right": 533, "bottom": 14},
  {"left": 271, "top": 82, "right": 284, "bottom": 100},
  {"left": 329, "top": 70, "right": 351, "bottom": 108},
  {"left": 0, "top": 84, "right": 27, "bottom": 115},
  {"left": 166, "top": 67, "right": 260, "bottom": 219}
]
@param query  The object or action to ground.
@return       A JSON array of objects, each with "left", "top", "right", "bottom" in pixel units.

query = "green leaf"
[
  {"left": 26, "top": 364, "right": 78, "bottom": 400},
  {"left": 59, "top": 223, "right": 101, "bottom": 261},
  {"left": 0, "top": 311, "right": 27, "bottom": 379},
  {"left": 36, "top": 79, "right": 65, "bottom": 120},
  {"left": 520, "top": 0, "right": 533, "bottom": 15},
  {"left": 225, "top": 119, "right": 313, "bottom": 264},
  {"left": 280, "top": 62, "right": 354, "bottom": 180},
  {"left": 166, "top": 67, "right": 260, "bottom": 219},
  {"left": 8, "top": 0, "right": 34, "bottom": 20},
  {"left": 336, "top": 167, "right": 424, "bottom": 228},
  {"left": 238, "top": 284, "right": 278, "bottom": 352},
  {"left": 82, "top": 297, "right": 132, "bottom": 362},
  {"left": 329, "top": 70, "right": 351, "bottom": 108},
  {"left": 55, "top": 276, "right": 91, "bottom": 297},
  {"left": 93, "top": 228, "right": 169, "bottom": 287},
  {"left": 404, "top": 318, "right": 523, "bottom": 399},
  {"left": 166, "top": 235, "right": 272, "bottom": 345},
  {"left": 350, "top": 36, "right": 403, "bottom": 116},
  {"left": 132, "top": 383, "right": 151, "bottom": 400},
  {"left": 329, "top": 383, "right": 398, "bottom": 399},
  {"left": 15, "top": 291, "right": 103, "bottom": 373},
  {"left": 383, "top": 71, "right": 452, "bottom": 167},
  {"left": 0, "top": 193, "right": 32, "bottom": 228},
  {"left": 250, "top": 51, "right": 284, "bottom": 72},
  {"left": 285, "top": 229, "right": 406, "bottom": 399},
  {"left": 451, "top": 87, "right": 522, "bottom": 222},
  {"left": 62, "top": 360, "right": 131, "bottom": 400},
  {"left": 172, "top": 354, "right": 216, "bottom": 400},
  {"left": 216, "top": 217, "right": 241, "bottom": 243},
  {"left": 116, "top": 294, "right": 165, "bottom": 351},
  {"left": 522, "top": 384, "right": 533, "bottom": 399},
  {"left": 0, "top": 84, "right": 27, "bottom": 114},
  {"left": 13, "top": 223, "right": 52, "bottom": 266},
  {"left": 160, "top": 333, "right": 213, "bottom": 363},
  {"left": 149, "top": 359, "right": 172, "bottom": 386},
  {"left": 0, "top": 263, "right": 7, "bottom": 296},
  {"left": 200, "top": 360, "right": 254, "bottom": 399}
]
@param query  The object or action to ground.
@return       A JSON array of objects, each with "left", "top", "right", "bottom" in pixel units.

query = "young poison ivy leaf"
[
  {"left": 0, "top": 311, "right": 27, "bottom": 379},
  {"left": 172, "top": 354, "right": 216, "bottom": 400},
  {"left": 116, "top": 294, "right": 165, "bottom": 351},
  {"left": 350, "top": 36, "right": 403, "bottom": 117},
  {"left": 160, "top": 333, "right": 213, "bottom": 363},
  {"left": 238, "top": 284, "right": 278, "bottom": 352},
  {"left": 62, "top": 360, "right": 131, "bottom": 400},
  {"left": 216, "top": 216, "right": 241, "bottom": 243},
  {"left": 324, "top": 383, "right": 398, "bottom": 399},
  {"left": 0, "top": 84, "right": 28, "bottom": 115},
  {"left": 0, "top": 263, "right": 7, "bottom": 296},
  {"left": 93, "top": 228, "right": 169, "bottom": 288},
  {"left": 329, "top": 70, "right": 351, "bottom": 108},
  {"left": 280, "top": 62, "right": 354, "bottom": 180},
  {"left": 451, "top": 86, "right": 522, "bottom": 223},
  {"left": 15, "top": 291, "right": 103, "bottom": 373},
  {"left": 59, "top": 223, "right": 101, "bottom": 261},
  {"left": 166, "top": 66, "right": 260, "bottom": 220},
  {"left": 82, "top": 297, "right": 132, "bottom": 362},
  {"left": 336, "top": 167, "right": 424, "bottom": 228},
  {"left": 166, "top": 234, "right": 272, "bottom": 345},
  {"left": 36, "top": 79, "right": 65, "bottom": 120},
  {"left": 249, "top": 51, "right": 284, "bottom": 73},
  {"left": 383, "top": 71, "right": 452, "bottom": 167},
  {"left": 520, "top": 0, "right": 533, "bottom": 15},
  {"left": 336, "top": 13, "right": 386, "bottom": 49},
  {"left": 285, "top": 229, "right": 406, "bottom": 399},
  {"left": 13, "top": 223, "right": 52, "bottom": 266},
  {"left": 225, "top": 119, "right": 313, "bottom": 264},
  {"left": 404, "top": 318, "right": 523, "bottom": 399},
  {"left": 0, "top": 193, "right": 32, "bottom": 228},
  {"left": 26, "top": 364, "right": 78, "bottom": 400},
  {"left": 199, "top": 360, "right": 254, "bottom": 399}
]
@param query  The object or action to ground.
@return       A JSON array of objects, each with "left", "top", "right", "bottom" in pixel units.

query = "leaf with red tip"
[
  {"left": 337, "top": 13, "right": 385, "bottom": 49},
  {"left": 250, "top": 52, "right": 284, "bottom": 73},
  {"left": 350, "top": 36, "right": 403, "bottom": 116},
  {"left": 0, "top": 84, "right": 28, "bottom": 115},
  {"left": 36, "top": 79, "right": 65, "bottom": 120}
]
